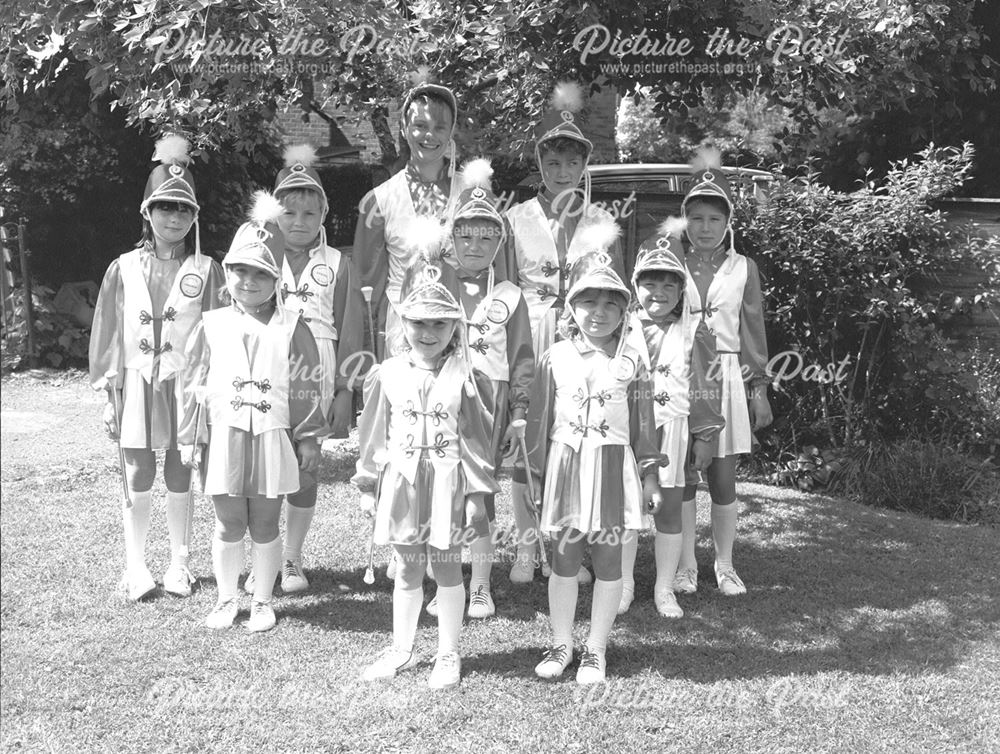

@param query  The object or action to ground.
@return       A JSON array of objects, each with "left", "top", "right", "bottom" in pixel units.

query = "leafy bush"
[
  {"left": 1, "top": 285, "right": 90, "bottom": 370},
  {"left": 736, "top": 143, "right": 1000, "bottom": 460}
]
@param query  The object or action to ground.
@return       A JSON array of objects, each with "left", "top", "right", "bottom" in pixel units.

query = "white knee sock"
[
  {"left": 283, "top": 503, "right": 315, "bottom": 562},
  {"left": 123, "top": 490, "right": 152, "bottom": 573},
  {"left": 470, "top": 528, "right": 494, "bottom": 591},
  {"left": 212, "top": 537, "right": 244, "bottom": 602},
  {"left": 435, "top": 583, "right": 465, "bottom": 655},
  {"left": 587, "top": 578, "right": 623, "bottom": 654},
  {"left": 620, "top": 530, "right": 638, "bottom": 594},
  {"left": 654, "top": 532, "right": 683, "bottom": 592},
  {"left": 165, "top": 490, "right": 192, "bottom": 566},
  {"left": 393, "top": 584, "right": 424, "bottom": 652},
  {"left": 251, "top": 536, "right": 283, "bottom": 603},
  {"left": 678, "top": 497, "right": 697, "bottom": 571},
  {"left": 711, "top": 502, "right": 738, "bottom": 568},
  {"left": 511, "top": 481, "right": 537, "bottom": 557},
  {"left": 548, "top": 574, "right": 578, "bottom": 649}
]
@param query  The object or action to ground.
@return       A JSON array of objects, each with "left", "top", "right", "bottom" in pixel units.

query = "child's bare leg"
[
  {"left": 706, "top": 455, "right": 745, "bottom": 595},
  {"left": 619, "top": 528, "right": 639, "bottom": 613},
  {"left": 509, "top": 481, "right": 537, "bottom": 582}
]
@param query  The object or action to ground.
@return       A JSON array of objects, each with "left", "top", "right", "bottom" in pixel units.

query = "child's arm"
[
  {"left": 89, "top": 260, "right": 126, "bottom": 436},
  {"left": 629, "top": 360, "right": 668, "bottom": 507},
  {"left": 288, "top": 319, "right": 328, "bottom": 475},
  {"left": 330, "top": 255, "right": 365, "bottom": 437},
  {"left": 739, "top": 257, "right": 773, "bottom": 429},
  {"left": 352, "top": 191, "right": 389, "bottom": 316},
  {"left": 351, "top": 365, "right": 388, "bottom": 513},
  {"left": 505, "top": 294, "right": 535, "bottom": 429},
  {"left": 177, "top": 321, "right": 210, "bottom": 465},
  {"left": 459, "top": 369, "right": 504, "bottom": 497},
  {"left": 515, "top": 350, "right": 556, "bottom": 501},
  {"left": 688, "top": 320, "right": 725, "bottom": 472},
  {"left": 201, "top": 260, "right": 227, "bottom": 312}
]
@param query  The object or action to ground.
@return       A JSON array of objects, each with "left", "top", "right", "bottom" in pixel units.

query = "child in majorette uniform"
[
  {"left": 240, "top": 144, "right": 364, "bottom": 595},
  {"left": 353, "top": 76, "right": 463, "bottom": 361},
  {"left": 505, "top": 82, "right": 625, "bottom": 585},
  {"left": 90, "top": 135, "right": 224, "bottom": 601},
  {"left": 618, "top": 224, "right": 724, "bottom": 617},
  {"left": 179, "top": 193, "right": 327, "bottom": 632},
  {"left": 353, "top": 228, "right": 499, "bottom": 689},
  {"left": 674, "top": 151, "right": 772, "bottom": 597},
  {"left": 522, "top": 224, "right": 662, "bottom": 685},
  {"left": 424, "top": 159, "right": 534, "bottom": 620}
]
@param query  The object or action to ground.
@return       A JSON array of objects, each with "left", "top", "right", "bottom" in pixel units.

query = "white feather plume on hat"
[
  {"left": 152, "top": 134, "right": 191, "bottom": 166},
  {"left": 552, "top": 81, "right": 585, "bottom": 113},
  {"left": 578, "top": 218, "right": 621, "bottom": 254},
  {"left": 248, "top": 190, "right": 284, "bottom": 226},
  {"left": 692, "top": 145, "right": 722, "bottom": 171},
  {"left": 407, "top": 215, "right": 447, "bottom": 257},
  {"left": 408, "top": 65, "right": 434, "bottom": 86},
  {"left": 658, "top": 216, "right": 688, "bottom": 239},
  {"left": 460, "top": 158, "right": 494, "bottom": 190},
  {"left": 284, "top": 144, "right": 318, "bottom": 168}
]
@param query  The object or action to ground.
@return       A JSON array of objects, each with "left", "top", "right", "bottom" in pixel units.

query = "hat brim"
[{"left": 398, "top": 304, "right": 464, "bottom": 320}]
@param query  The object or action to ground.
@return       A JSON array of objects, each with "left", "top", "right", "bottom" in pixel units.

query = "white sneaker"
[
  {"left": 162, "top": 563, "right": 194, "bottom": 597},
  {"left": 576, "top": 566, "right": 592, "bottom": 585},
  {"left": 715, "top": 563, "right": 746, "bottom": 596},
  {"left": 247, "top": 600, "right": 276, "bottom": 632},
  {"left": 362, "top": 646, "right": 417, "bottom": 681},
  {"left": 466, "top": 586, "right": 495, "bottom": 619},
  {"left": 534, "top": 644, "right": 573, "bottom": 679},
  {"left": 281, "top": 559, "right": 309, "bottom": 593},
  {"left": 243, "top": 570, "right": 256, "bottom": 594},
  {"left": 654, "top": 587, "right": 684, "bottom": 618},
  {"left": 673, "top": 567, "right": 698, "bottom": 594},
  {"left": 617, "top": 584, "right": 635, "bottom": 615},
  {"left": 386, "top": 552, "right": 399, "bottom": 581},
  {"left": 509, "top": 551, "right": 535, "bottom": 584},
  {"left": 425, "top": 593, "right": 439, "bottom": 617},
  {"left": 576, "top": 647, "right": 607, "bottom": 685},
  {"left": 205, "top": 597, "right": 239, "bottom": 629},
  {"left": 428, "top": 652, "right": 461, "bottom": 689},
  {"left": 120, "top": 567, "right": 157, "bottom": 602}
]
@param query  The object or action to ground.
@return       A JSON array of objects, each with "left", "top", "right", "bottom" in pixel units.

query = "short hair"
[
  {"left": 635, "top": 269, "right": 685, "bottom": 316},
  {"left": 538, "top": 137, "right": 589, "bottom": 161},
  {"left": 277, "top": 187, "right": 325, "bottom": 207},
  {"left": 683, "top": 194, "right": 731, "bottom": 219},
  {"left": 561, "top": 287, "right": 629, "bottom": 339}
]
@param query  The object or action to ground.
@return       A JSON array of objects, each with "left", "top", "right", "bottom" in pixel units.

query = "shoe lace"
[
  {"left": 251, "top": 599, "right": 271, "bottom": 612},
  {"left": 214, "top": 597, "right": 238, "bottom": 612},
  {"left": 718, "top": 567, "right": 744, "bottom": 588},
  {"left": 283, "top": 560, "right": 301, "bottom": 578},
  {"left": 579, "top": 649, "right": 601, "bottom": 670},
  {"left": 541, "top": 644, "right": 569, "bottom": 665},
  {"left": 469, "top": 587, "right": 490, "bottom": 607},
  {"left": 436, "top": 652, "right": 459, "bottom": 670}
]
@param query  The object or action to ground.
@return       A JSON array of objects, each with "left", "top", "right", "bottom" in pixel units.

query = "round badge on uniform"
[
  {"left": 613, "top": 353, "right": 637, "bottom": 382},
  {"left": 179, "top": 273, "right": 203, "bottom": 298},
  {"left": 310, "top": 264, "right": 334, "bottom": 286},
  {"left": 486, "top": 298, "right": 510, "bottom": 324}
]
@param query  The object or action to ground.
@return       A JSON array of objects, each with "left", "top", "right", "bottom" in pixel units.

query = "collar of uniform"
[
  {"left": 571, "top": 333, "right": 617, "bottom": 358},
  {"left": 405, "top": 161, "right": 450, "bottom": 189},
  {"left": 536, "top": 189, "right": 583, "bottom": 220},
  {"left": 141, "top": 241, "right": 185, "bottom": 261},
  {"left": 636, "top": 307, "right": 680, "bottom": 326},
  {"left": 455, "top": 266, "right": 490, "bottom": 283}
]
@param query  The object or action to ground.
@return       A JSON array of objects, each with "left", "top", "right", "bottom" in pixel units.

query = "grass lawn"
[{"left": 2, "top": 370, "right": 998, "bottom": 753}]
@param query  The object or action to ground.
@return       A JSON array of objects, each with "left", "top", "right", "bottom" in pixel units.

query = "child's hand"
[
  {"left": 102, "top": 402, "right": 119, "bottom": 440},
  {"left": 749, "top": 393, "right": 773, "bottom": 430},
  {"left": 297, "top": 437, "right": 320, "bottom": 474},
  {"left": 329, "top": 390, "right": 353, "bottom": 439},
  {"left": 359, "top": 491, "right": 376, "bottom": 517},
  {"left": 521, "top": 477, "right": 542, "bottom": 516},
  {"left": 643, "top": 476, "right": 662, "bottom": 514},
  {"left": 179, "top": 444, "right": 200, "bottom": 469},
  {"left": 465, "top": 494, "right": 486, "bottom": 525},
  {"left": 690, "top": 438, "right": 714, "bottom": 472}
]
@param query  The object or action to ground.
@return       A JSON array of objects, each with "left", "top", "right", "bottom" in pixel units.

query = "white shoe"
[
  {"left": 243, "top": 570, "right": 256, "bottom": 594},
  {"left": 576, "top": 566, "right": 592, "bottom": 585},
  {"left": 534, "top": 644, "right": 573, "bottom": 679},
  {"left": 362, "top": 646, "right": 417, "bottom": 681},
  {"left": 509, "top": 551, "right": 535, "bottom": 584},
  {"left": 247, "top": 600, "right": 276, "bottom": 632},
  {"left": 162, "top": 563, "right": 194, "bottom": 597},
  {"left": 425, "top": 593, "right": 439, "bottom": 617},
  {"left": 576, "top": 647, "right": 607, "bottom": 685},
  {"left": 715, "top": 563, "right": 746, "bottom": 596},
  {"left": 205, "top": 597, "right": 239, "bottom": 629},
  {"left": 281, "top": 559, "right": 309, "bottom": 593},
  {"left": 673, "top": 567, "right": 698, "bottom": 594},
  {"left": 428, "top": 652, "right": 461, "bottom": 689},
  {"left": 120, "top": 567, "right": 157, "bottom": 602},
  {"left": 617, "top": 584, "right": 635, "bottom": 615},
  {"left": 386, "top": 552, "right": 399, "bottom": 581},
  {"left": 466, "top": 586, "right": 495, "bottom": 619},
  {"left": 654, "top": 587, "right": 684, "bottom": 618}
]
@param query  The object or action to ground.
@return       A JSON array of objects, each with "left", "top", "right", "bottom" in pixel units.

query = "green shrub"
[{"left": 1, "top": 285, "right": 90, "bottom": 370}]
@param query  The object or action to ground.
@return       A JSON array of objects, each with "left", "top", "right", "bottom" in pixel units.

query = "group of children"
[{"left": 89, "top": 77, "right": 772, "bottom": 689}]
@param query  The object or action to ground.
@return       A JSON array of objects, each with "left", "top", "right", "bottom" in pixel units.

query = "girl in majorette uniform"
[
  {"left": 179, "top": 193, "right": 327, "bottom": 632},
  {"left": 522, "top": 223, "right": 662, "bottom": 685},
  {"left": 674, "top": 151, "right": 772, "bottom": 597},
  {"left": 618, "top": 225, "right": 724, "bottom": 618},
  {"left": 90, "top": 135, "right": 224, "bottom": 601},
  {"left": 424, "top": 159, "right": 534, "bottom": 620},
  {"left": 353, "top": 75, "right": 463, "bottom": 361},
  {"left": 239, "top": 144, "right": 364, "bottom": 595},
  {"left": 504, "top": 82, "right": 625, "bottom": 585},
  {"left": 353, "top": 227, "right": 499, "bottom": 689}
]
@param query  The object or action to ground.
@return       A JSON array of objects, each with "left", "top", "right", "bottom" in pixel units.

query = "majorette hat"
[
  {"left": 682, "top": 146, "right": 736, "bottom": 253},
  {"left": 273, "top": 144, "right": 329, "bottom": 250},
  {"left": 534, "top": 82, "right": 594, "bottom": 207},
  {"left": 396, "top": 217, "right": 463, "bottom": 321},
  {"left": 564, "top": 220, "right": 628, "bottom": 307},
  {"left": 141, "top": 134, "right": 203, "bottom": 259},
  {"left": 225, "top": 191, "right": 286, "bottom": 282},
  {"left": 632, "top": 217, "right": 688, "bottom": 289}
]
